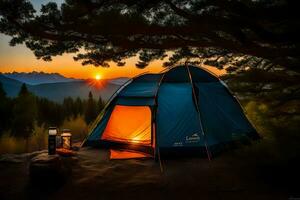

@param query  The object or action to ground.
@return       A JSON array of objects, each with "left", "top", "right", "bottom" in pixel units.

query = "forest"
[{"left": 0, "top": 82, "right": 105, "bottom": 153}]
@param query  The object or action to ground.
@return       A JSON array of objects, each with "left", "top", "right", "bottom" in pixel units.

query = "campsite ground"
[
  {"left": 1, "top": 70, "right": 299, "bottom": 200},
  {"left": 0, "top": 147, "right": 296, "bottom": 200}
]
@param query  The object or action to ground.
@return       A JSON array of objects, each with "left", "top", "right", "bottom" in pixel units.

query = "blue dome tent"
[{"left": 82, "top": 65, "right": 259, "bottom": 159}]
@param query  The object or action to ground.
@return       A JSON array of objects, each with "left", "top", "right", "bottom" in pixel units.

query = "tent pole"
[
  {"left": 158, "top": 147, "right": 164, "bottom": 173},
  {"left": 153, "top": 72, "right": 166, "bottom": 172},
  {"left": 188, "top": 65, "right": 223, "bottom": 200},
  {"left": 186, "top": 65, "right": 212, "bottom": 161}
]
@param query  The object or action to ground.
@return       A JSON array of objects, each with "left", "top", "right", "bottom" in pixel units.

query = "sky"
[
  {"left": 0, "top": 0, "right": 224, "bottom": 79},
  {"left": 0, "top": 33, "right": 164, "bottom": 79}
]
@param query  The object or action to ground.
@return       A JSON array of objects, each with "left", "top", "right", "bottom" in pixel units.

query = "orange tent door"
[{"left": 101, "top": 105, "right": 152, "bottom": 146}]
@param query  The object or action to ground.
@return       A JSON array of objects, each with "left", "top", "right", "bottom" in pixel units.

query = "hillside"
[
  {"left": 0, "top": 74, "right": 24, "bottom": 96},
  {"left": 29, "top": 80, "right": 120, "bottom": 102},
  {"left": 2, "top": 71, "right": 80, "bottom": 85},
  {"left": 0, "top": 74, "right": 121, "bottom": 102}
]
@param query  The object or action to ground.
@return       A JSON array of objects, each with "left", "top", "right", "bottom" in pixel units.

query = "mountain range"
[
  {"left": 2, "top": 71, "right": 81, "bottom": 85},
  {"left": 0, "top": 72, "right": 130, "bottom": 102}
]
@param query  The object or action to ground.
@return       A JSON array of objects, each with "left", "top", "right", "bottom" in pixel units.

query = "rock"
[
  {"left": 277, "top": 100, "right": 300, "bottom": 114},
  {"left": 217, "top": 56, "right": 228, "bottom": 64},
  {"left": 262, "top": 84, "right": 273, "bottom": 90},
  {"left": 0, "top": 154, "right": 25, "bottom": 163},
  {"left": 283, "top": 88, "right": 290, "bottom": 94},
  {"left": 286, "top": 70, "right": 300, "bottom": 76},
  {"left": 0, "top": 150, "right": 47, "bottom": 163},
  {"left": 30, "top": 153, "right": 61, "bottom": 164},
  {"left": 272, "top": 66, "right": 285, "bottom": 71},
  {"left": 71, "top": 142, "right": 82, "bottom": 151},
  {"left": 29, "top": 153, "right": 72, "bottom": 185}
]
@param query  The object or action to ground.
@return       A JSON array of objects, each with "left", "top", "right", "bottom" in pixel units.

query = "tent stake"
[{"left": 157, "top": 147, "right": 164, "bottom": 173}]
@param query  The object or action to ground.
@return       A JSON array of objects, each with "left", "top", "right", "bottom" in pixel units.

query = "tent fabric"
[
  {"left": 133, "top": 73, "right": 162, "bottom": 82},
  {"left": 116, "top": 97, "right": 155, "bottom": 106},
  {"left": 85, "top": 105, "right": 114, "bottom": 144},
  {"left": 157, "top": 83, "right": 204, "bottom": 147},
  {"left": 83, "top": 65, "right": 259, "bottom": 157},
  {"left": 101, "top": 105, "right": 152, "bottom": 146},
  {"left": 189, "top": 66, "right": 219, "bottom": 82},
  {"left": 110, "top": 149, "right": 152, "bottom": 159},
  {"left": 118, "top": 74, "right": 162, "bottom": 97},
  {"left": 163, "top": 67, "right": 190, "bottom": 82},
  {"left": 118, "top": 83, "right": 159, "bottom": 97},
  {"left": 116, "top": 74, "right": 161, "bottom": 106},
  {"left": 195, "top": 82, "right": 257, "bottom": 145}
]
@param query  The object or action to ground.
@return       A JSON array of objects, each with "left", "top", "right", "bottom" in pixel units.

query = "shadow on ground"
[{"left": 1, "top": 146, "right": 298, "bottom": 200}]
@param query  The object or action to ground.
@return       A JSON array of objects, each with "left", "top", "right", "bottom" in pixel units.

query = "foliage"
[
  {"left": 84, "top": 91, "right": 98, "bottom": 125},
  {"left": 11, "top": 84, "right": 37, "bottom": 138},
  {"left": 222, "top": 70, "right": 300, "bottom": 193},
  {"left": 0, "top": 82, "right": 12, "bottom": 134},
  {"left": 0, "top": 82, "right": 5, "bottom": 97},
  {"left": 36, "top": 97, "right": 64, "bottom": 127},
  {"left": 231, "top": 99, "right": 300, "bottom": 193},
  {"left": 0, "top": 116, "right": 88, "bottom": 154},
  {"left": 0, "top": 0, "right": 299, "bottom": 71},
  {"left": 62, "top": 115, "right": 88, "bottom": 142},
  {"left": 0, "top": 83, "right": 105, "bottom": 139}
]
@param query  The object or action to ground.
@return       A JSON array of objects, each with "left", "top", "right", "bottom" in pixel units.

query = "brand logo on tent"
[
  {"left": 185, "top": 133, "right": 200, "bottom": 143},
  {"left": 173, "top": 142, "right": 183, "bottom": 147}
]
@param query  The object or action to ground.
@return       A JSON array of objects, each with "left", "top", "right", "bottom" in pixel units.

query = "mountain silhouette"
[
  {"left": 2, "top": 71, "right": 80, "bottom": 85},
  {"left": 0, "top": 74, "right": 124, "bottom": 102}
]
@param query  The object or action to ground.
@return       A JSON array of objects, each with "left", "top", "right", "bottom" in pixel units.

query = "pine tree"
[
  {"left": 0, "top": 82, "right": 6, "bottom": 98},
  {"left": 84, "top": 91, "right": 97, "bottom": 124},
  {"left": 11, "top": 84, "right": 37, "bottom": 138},
  {"left": 36, "top": 97, "right": 64, "bottom": 127},
  {"left": 63, "top": 97, "right": 74, "bottom": 119},
  {"left": 74, "top": 97, "right": 83, "bottom": 117},
  {"left": 19, "top": 83, "right": 29, "bottom": 96},
  {"left": 0, "top": 82, "right": 11, "bottom": 135},
  {"left": 97, "top": 96, "right": 105, "bottom": 113}
]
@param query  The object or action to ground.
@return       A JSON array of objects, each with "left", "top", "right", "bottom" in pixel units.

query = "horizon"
[
  {"left": 0, "top": 64, "right": 226, "bottom": 80},
  {"left": 0, "top": 70, "right": 130, "bottom": 80}
]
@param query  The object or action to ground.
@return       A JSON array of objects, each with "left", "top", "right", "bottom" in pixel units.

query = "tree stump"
[{"left": 29, "top": 153, "right": 71, "bottom": 186}]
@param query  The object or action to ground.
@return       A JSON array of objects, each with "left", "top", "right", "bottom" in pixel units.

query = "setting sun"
[{"left": 95, "top": 74, "right": 102, "bottom": 80}]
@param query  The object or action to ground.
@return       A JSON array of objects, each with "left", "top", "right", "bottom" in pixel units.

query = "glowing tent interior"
[
  {"left": 82, "top": 65, "right": 259, "bottom": 159},
  {"left": 101, "top": 105, "right": 152, "bottom": 146}
]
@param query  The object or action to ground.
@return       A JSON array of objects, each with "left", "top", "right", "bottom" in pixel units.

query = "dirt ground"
[{"left": 0, "top": 147, "right": 295, "bottom": 200}]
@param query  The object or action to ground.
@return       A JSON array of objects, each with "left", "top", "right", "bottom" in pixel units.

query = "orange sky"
[
  {"left": 0, "top": 0, "right": 226, "bottom": 79},
  {"left": 0, "top": 34, "right": 225, "bottom": 79}
]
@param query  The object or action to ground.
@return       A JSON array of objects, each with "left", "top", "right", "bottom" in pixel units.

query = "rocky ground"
[{"left": 0, "top": 147, "right": 296, "bottom": 200}]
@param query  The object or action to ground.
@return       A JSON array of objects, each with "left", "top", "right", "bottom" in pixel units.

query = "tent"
[{"left": 82, "top": 65, "right": 259, "bottom": 159}]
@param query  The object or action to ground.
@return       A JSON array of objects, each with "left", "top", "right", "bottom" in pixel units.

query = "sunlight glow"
[
  {"left": 132, "top": 136, "right": 142, "bottom": 143},
  {"left": 95, "top": 74, "right": 102, "bottom": 80}
]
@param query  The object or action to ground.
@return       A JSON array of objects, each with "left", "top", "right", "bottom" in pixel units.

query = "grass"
[
  {"left": 0, "top": 125, "right": 48, "bottom": 154},
  {"left": 0, "top": 115, "right": 88, "bottom": 154},
  {"left": 228, "top": 99, "right": 300, "bottom": 194}
]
